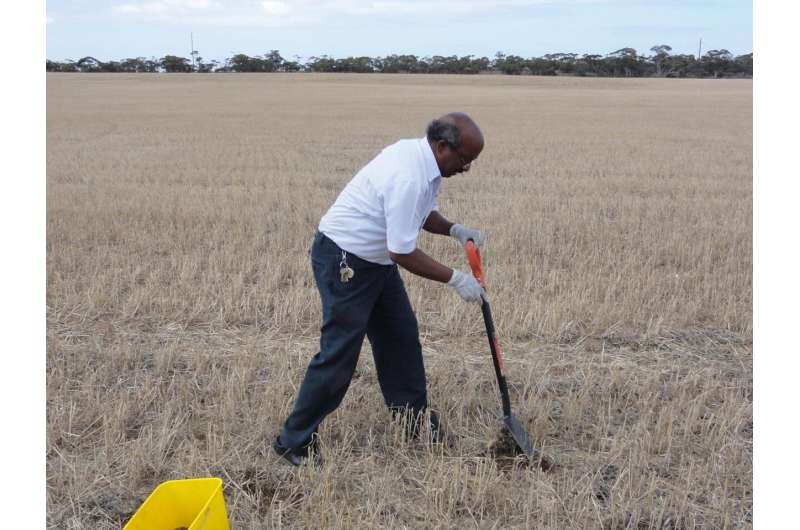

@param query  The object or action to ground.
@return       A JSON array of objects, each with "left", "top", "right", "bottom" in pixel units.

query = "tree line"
[{"left": 46, "top": 46, "right": 752, "bottom": 78}]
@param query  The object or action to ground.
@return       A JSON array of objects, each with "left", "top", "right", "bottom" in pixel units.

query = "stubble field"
[{"left": 47, "top": 73, "right": 752, "bottom": 529}]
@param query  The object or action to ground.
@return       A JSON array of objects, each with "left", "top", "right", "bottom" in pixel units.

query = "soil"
[
  {"left": 487, "top": 427, "right": 554, "bottom": 471},
  {"left": 488, "top": 428, "right": 524, "bottom": 458}
]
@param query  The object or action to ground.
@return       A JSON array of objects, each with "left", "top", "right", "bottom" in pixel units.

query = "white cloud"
[
  {"left": 262, "top": 1, "right": 291, "bottom": 16},
  {"left": 111, "top": 0, "right": 599, "bottom": 26},
  {"left": 113, "top": 0, "right": 312, "bottom": 25},
  {"left": 338, "top": 1, "right": 546, "bottom": 16},
  {"left": 116, "top": 0, "right": 215, "bottom": 16}
]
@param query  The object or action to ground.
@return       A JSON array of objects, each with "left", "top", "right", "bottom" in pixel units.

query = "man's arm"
[
  {"left": 423, "top": 211, "right": 486, "bottom": 249},
  {"left": 422, "top": 210, "right": 454, "bottom": 236},
  {"left": 388, "top": 248, "right": 453, "bottom": 283}
]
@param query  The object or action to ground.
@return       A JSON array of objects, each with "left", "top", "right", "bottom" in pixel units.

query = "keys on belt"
[{"left": 339, "top": 251, "right": 355, "bottom": 283}]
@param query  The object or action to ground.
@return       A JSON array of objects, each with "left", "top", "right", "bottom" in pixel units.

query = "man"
[{"left": 274, "top": 112, "right": 486, "bottom": 466}]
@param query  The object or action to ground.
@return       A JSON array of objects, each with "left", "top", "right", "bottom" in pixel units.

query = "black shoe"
[
  {"left": 273, "top": 436, "right": 323, "bottom": 467},
  {"left": 424, "top": 411, "right": 451, "bottom": 446},
  {"left": 392, "top": 408, "right": 449, "bottom": 445},
  {"left": 427, "top": 412, "right": 448, "bottom": 445}
]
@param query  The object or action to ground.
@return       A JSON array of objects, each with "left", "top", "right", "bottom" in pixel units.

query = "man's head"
[{"left": 426, "top": 112, "right": 484, "bottom": 178}]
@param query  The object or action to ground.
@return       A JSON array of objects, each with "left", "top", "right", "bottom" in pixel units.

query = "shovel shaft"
[
  {"left": 480, "top": 297, "right": 512, "bottom": 417},
  {"left": 466, "top": 240, "right": 512, "bottom": 417}
]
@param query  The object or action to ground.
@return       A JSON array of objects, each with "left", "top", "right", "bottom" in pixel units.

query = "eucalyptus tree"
[{"left": 650, "top": 45, "right": 673, "bottom": 76}]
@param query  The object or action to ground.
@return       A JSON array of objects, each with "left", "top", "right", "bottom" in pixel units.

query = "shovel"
[{"left": 465, "top": 240, "right": 549, "bottom": 469}]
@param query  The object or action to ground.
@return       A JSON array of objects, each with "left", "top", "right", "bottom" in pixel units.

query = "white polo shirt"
[{"left": 318, "top": 137, "right": 442, "bottom": 265}]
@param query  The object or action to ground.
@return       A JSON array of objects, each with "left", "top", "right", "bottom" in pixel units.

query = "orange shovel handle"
[{"left": 465, "top": 239, "right": 485, "bottom": 288}]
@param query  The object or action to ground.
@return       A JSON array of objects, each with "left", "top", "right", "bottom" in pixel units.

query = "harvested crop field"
[{"left": 47, "top": 73, "right": 752, "bottom": 529}]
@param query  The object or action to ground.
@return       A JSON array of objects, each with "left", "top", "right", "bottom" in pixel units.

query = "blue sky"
[{"left": 46, "top": 1, "right": 752, "bottom": 62}]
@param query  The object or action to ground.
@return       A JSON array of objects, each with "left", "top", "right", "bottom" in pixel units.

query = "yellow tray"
[{"left": 123, "top": 478, "right": 229, "bottom": 530}]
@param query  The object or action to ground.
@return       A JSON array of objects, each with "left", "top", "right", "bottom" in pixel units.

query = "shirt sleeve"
[{"left": 383, "top": 173, "right": 424, "bottom": 255}]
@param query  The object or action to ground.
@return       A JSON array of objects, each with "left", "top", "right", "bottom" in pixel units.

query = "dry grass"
[{"left": 47, "top": 73, "right": 752, "bottom": 529}]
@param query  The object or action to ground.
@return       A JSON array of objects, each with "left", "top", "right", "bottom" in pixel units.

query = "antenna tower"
[{"left": 190, "top": 32, "right": 196, "bottom": 71}]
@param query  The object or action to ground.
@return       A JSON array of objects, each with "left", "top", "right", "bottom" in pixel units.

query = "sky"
[{"left": 45, "top": 0, "right": 752, "bottom": 62}]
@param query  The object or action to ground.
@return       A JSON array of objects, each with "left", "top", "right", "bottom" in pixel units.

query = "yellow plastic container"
[{"left": 123, "top": 478, "right": 229, "bottom": 530}]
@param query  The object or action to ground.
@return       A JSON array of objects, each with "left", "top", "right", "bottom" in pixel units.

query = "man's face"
[{"left": 435, "top": 139, "right": 482, "bottom": 178}]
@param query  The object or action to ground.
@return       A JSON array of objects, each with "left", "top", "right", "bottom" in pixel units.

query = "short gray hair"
[{"left": 426, "top": 119, "right": 461, "bottom": 148}]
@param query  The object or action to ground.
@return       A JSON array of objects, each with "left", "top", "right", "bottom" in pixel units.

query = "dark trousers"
[{"left": 279, "top": 232, "right": 427, "bottom": 452}]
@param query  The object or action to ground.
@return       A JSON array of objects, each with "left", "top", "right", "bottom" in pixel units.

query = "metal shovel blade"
[{"left": 504, "top": 414, "right": 550, "bottom": 470}]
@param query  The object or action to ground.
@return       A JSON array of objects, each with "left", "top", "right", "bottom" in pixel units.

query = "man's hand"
[
  {"left": 447, "top": 270, "right": 484, "bottom": 302},
  {"left": 450, "top": 224, "right": 485, "bottom": 249}
]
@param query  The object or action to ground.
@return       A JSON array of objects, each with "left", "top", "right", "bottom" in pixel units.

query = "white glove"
[
  {"left": 450, "top": 224, "right": 485, "bottom": 248},
  {"left": 447, "top": 269, "right": 484, "bottom": 303}
]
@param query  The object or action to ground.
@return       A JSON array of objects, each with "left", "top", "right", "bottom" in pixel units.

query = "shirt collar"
[{"left": 420, "top": 137, "right": 442, "bottom": 181}]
